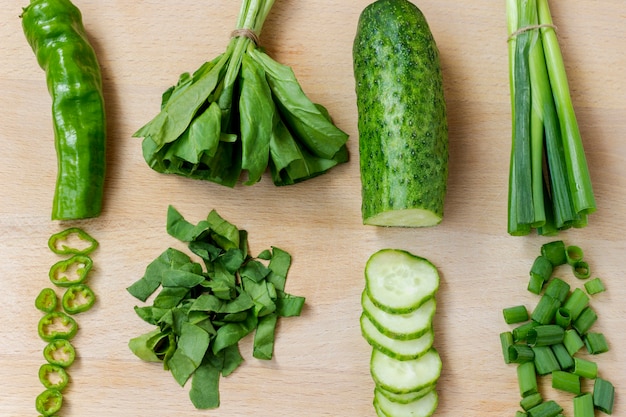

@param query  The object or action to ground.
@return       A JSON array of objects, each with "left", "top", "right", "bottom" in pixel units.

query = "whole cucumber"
[{"left": 353, "top": 0, "right": 448, "bottom": 227}]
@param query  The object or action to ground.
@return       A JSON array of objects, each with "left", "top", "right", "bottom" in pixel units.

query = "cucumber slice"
[
  {"left": 375, "top": 387, "right": 438, "bottom": 417},
  {"left": 371, "top": 347, "right": 442, "bottom": 394},
  {"left": 373, "top": 398, "right": 389, "bottom": 417},
  {"left": 365, "top": 249, "right": 440, "bottom": 313},
  {"left": 360, "top": 313, "right": 433, "bottom": 360},
  {"left": 362, "top": 290, "right": 436, "bottom": 340},
  {"left": 377, "top": 383, "right": 435, "bottom": 404}
]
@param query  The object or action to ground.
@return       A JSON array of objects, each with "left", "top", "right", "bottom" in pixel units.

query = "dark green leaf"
[
  {"left": 242, "top": 276, "right": 276, "bottom": 317},
  {"left": 239, "top": 53, "right": 273, "bottom": 184},
  {"left": 153, "top": 287, "right": 189, "bottom": 310},
  {"left": 276, "top": 291, "right": 306, "bottom": 317},
  {"left": 212, "top": 313, "right": 257, "bottom": 354},
  {"left": 221, "top": 344, "right": 244, "bottom": 377},
  {"left": 126, "top": 248, "right": 193, "bottom": 301},
  {"left": 166, "top": 205, "right": 209, "bottom": 242},
  {"left": 206, "top": 210, "right": 240, "bottom": 250},
  {"left": 240, "top": 259, "right": 271, "bottom": 283},
  {"left": 253, "top": 312, "right": 278, "bottom": 360},
  {"left": 129, "top": 329, "right": 166, "bottom": 363},
  {"left": 189, "top": 360, "right": 221, "bottom": 409}
]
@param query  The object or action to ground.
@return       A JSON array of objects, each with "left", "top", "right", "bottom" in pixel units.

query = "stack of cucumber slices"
[{"left": 361, "top": 249, "right": 442, "bottom": 417}]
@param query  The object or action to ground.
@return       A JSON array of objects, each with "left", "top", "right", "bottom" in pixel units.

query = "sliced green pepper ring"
[
  {"left": 39, "top": 363, "right": 69, "bottom": 391},
  {"left": 43, "top": 339, "right": 76, "bottom": 368},
  {"left": 48, "top": 227, "right": 98, "bottom": 255},
  {"left": 49, "top": 255, "right": 93, "bottom": 287},
  {"left": 38, "top": 312, "right": 78, "bottom": 342},
  {"left": 35, "top": 288, "right": 58, "bottom": 313},
  {"left": 62, "top": 283, "right": 96, "bottom": 314},
  {"left": 35, "top": 388, "right": 63, "bottom": 416}
]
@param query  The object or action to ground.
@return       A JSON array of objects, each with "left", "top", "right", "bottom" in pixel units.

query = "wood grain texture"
[{"left": 1, "top": 0, "right": 625, "bottom": 415}]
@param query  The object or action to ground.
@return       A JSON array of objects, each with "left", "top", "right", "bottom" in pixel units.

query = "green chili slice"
[
  {"left": 35, "top": 388, "right": 63, "bottom": 416},
  {"left": 62, "top": 284, "right": 96, "bottom": 314},
  {"left": 38, "top": 364, "right": 69, "bottom": 391},
  {"left": 35, "top": 288, "right": 58, "bottom": 313},
  {"left": 48, "top": 227, "right": 98, "bottom": 255},
  {"left": 43, "top": 339, "right": 76, "bottom": 368},
  {"left": 49, "top": 255, "right": 93, "bottom": 287},
  {"left": 38, "top": 312, "right": 78, "bottom": 342}
]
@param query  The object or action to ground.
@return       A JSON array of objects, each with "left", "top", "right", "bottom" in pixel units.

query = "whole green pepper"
[{"left": 21, "top": 0, "right": 106, "bottom": 220}]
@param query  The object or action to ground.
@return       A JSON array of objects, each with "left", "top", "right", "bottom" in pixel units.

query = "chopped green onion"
[
  {"left": 554, "top": 308, "right": 571, "bottom": 328},
  {"left": 551, "top": 370, "right": 581, "bottom": 394},
  {"left": 517, "top": 361, "right": 539, "bottom": 397},
  {"left": 528, "top": 273, "right": 546, "bottom": 295},
  {"left": 501, "top": 331, "right": 515, "bottom": 364},
  {"left": 592, "top": 378, "right": 615, "bottom": 414},
  {"left": 583, "top": 277, "right": 605, "bottom": 295},
  {"left": 572, "top": 261, "right": 590, "bottom": 280},
  {"left": 505, "top": 305, "right": 530, "bottom": 324},
  {"left": 527, "top": 325, "right": 564, "bottom": 347},
  {"left": 572, "top": 393, "right": 594, "bottom": 417},
  {"left": 514, "top": 321, "right": 540, "bottom": 343},
  {"left": 565, "top": 245, "right": 584, "bottom": 266},
  {"left": 572, "top": 306, "right": 597, "bottom": 335},
  {"left": 561, "top": 288, "right": 589, "bottom": 321},
  {"left": 572, "top": 357, "right": 597, "bottom": 379},
  {"left": 532, "top": 345, "right": 560, "bottom": 375},
  {"left": 550, "top": 343, "right": 573, "bottom": 371},
  {"left": 521, "top": 392, "right": 543, "bottom": 411},
  {"left": 531, "top": 294, "right": 560, "bottom": 324},
  {"left": 530, "top": 256, "right": 553, "bottom": 285},
  {"left": 544, "top": 277, "right": 570, "bottom": 303},
  {"left": 563, "top": 329, "right": 584, "bottom": 356},
  {"left": 527, "top": 399, "right": 563, "bottom": 417},
  {"left": 584, "top": 332, "right": 609, "bottom": 354},
  {"left": 541, "top": 241, "right": 567, "bottom": 266},
  {"left": 509, "top": 344, "right": 536, "bottom": 364}
]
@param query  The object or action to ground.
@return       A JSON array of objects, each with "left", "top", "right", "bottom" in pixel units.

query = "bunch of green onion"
[{"left": 506, "top": 0, "right": 595, "bottom": 236}]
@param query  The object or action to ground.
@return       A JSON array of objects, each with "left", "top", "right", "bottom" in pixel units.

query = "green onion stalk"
[
  {"left": 506, "top": 0, "right": 595, "bottom": 236},
  {"left": 134, "top": 0, "right": 349, "bottom": 187}
]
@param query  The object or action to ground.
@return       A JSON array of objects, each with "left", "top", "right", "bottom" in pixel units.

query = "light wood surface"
[{"left": 2, "top": 1, "right": 625, "bottom": 415}]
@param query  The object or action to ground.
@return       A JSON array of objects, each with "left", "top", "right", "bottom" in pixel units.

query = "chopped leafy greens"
[
  {"left": 127, "top": 205, "right": 305, "bottom": 409},
  {"left": 133, "top": 0, "right": 349, "bottom": 187}
]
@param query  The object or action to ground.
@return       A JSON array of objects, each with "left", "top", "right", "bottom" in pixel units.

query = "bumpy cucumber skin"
[{"left": 353, "top": 0, "right": 448, "bottom": 226}]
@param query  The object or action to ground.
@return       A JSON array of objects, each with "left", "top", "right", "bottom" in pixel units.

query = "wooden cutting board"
[{"left": 2, "top": 0, "right": 625, "bottom": 415}]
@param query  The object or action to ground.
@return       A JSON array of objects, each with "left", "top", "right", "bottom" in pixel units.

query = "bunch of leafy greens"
[
  {"left": 506, "top": 0, "right": 595, "bottom": 236},
  {"left": 127, "top": 206, "right": 305, "bottom": 409},
  {"left": 134, "top": 0, "right": 349, "bottom": 187}
]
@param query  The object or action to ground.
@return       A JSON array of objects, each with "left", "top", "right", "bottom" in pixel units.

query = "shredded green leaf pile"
[
  {"left": 127, "top": 206, "right": 305, "bottom": 409},
  {"left": 134, "top": 0, "right": 349, "bottom": 186},
  {"left": 506, "top": 0, "right": 595, "bottom": 236}
]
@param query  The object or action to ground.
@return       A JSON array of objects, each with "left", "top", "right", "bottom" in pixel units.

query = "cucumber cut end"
[{"left": 364, "top": 208, "right": 442, "bottom": 227}]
